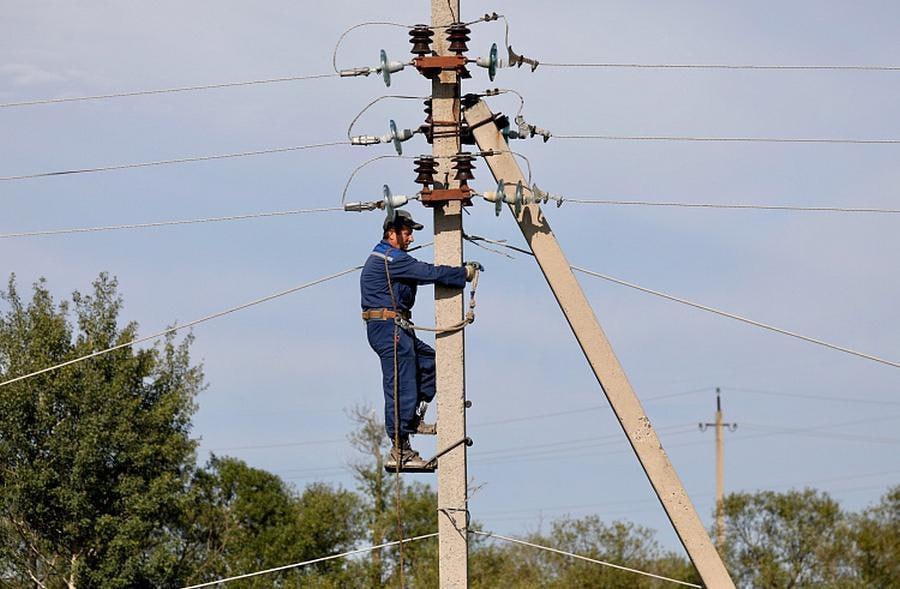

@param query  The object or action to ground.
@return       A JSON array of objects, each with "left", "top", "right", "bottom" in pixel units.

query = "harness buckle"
[{"left": 394, "top": 315, "right": 414, "bottom": 331}]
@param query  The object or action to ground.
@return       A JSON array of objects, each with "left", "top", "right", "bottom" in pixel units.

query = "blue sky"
[{"left": 3, "top": 0, "right": 899, "bottom": 555}]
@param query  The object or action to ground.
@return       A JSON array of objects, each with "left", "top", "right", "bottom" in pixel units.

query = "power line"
[
  {"left": 473, "top": 414, "right": 900, "bottom": 468},
  {"left": 209, "top": 438, "right": 345, "bottom": 452},
  {"left": 475, "top": 424, "right": 696, "bottom": 459},
  {"left": 180, "top": 532, "right": 438, "bottom": 589},
  {"left": 461, "top": 235, "right": 899, "bottom": 370},
  {"left": 726, "top": 386, "right": 900, "bottom": 407},
  {"left": 0, "top": 207, "right": 345, "bottom": 239},
  {"left": 741, "top": 424, "right": 900, "bottom": 445},
  {"left": 564, "top": 198, "right": 900, "bottom": 215},
  {"left": 0, "top": 73, "right": 338, "bottom": 109},
  {"left": 474, "top": 429, "right": 698, "bottom": 466},
  {"left": 476, "top": 470, "right": 900, "bottom": 525},
  {"left": 541, "top": 61, "right": 900, "bottom": 72},
  {"left": 0, "top": 141, "right": 348, "bottom": 182},
  {"left": 0, "top": 265, "right": 362, "bottom": 389},
  {"left": 572, "top": 265, "right": 900, "bottom": 370},
  {"left": 468, "top": 388, "right": 711, "bottom": 427},
  {"left": 553, "top": 134, "right": 900, "bottom": 145},
  {"left": 471, "top": 530, "right": 701, "bottom": 588}
]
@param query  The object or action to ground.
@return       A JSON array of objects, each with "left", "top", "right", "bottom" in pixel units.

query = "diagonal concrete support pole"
[{"left": 465, "top": 99, "right": 735, "bottom": 589}]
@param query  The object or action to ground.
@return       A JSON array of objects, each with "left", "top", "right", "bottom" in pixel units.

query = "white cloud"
[{"left": 0, "top": 63, "right": 71, "bottom": 87}]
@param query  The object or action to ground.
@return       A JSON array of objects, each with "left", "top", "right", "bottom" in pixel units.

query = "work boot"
[
  {"left": 411, "top": 401, "right": 437, "bottom": 435},
  {"left": 385, "top": 438, "right": 434, "bottom": 472}
]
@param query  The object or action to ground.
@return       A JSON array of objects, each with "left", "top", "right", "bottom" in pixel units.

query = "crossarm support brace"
[{"left": 464, "top": 99, "right": 735, "bottom": 589}]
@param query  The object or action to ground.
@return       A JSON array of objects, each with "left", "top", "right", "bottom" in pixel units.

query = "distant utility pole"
[
  {"left": 699, "top": 387, "right": 738, "bottom": 547},
  {"left": 430, "top": 1, "right": 469, "bottom": 587}
]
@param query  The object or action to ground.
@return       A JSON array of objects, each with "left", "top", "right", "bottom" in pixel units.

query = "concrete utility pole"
[
  {"left": 465, "top": 100, "right": 736, "bottom": 589},
  {"left": 430, "top": 1, "right": 469, "bottom": 587},
  {"left": 700, "top": 387, "right": 737, "bottom": 547}
]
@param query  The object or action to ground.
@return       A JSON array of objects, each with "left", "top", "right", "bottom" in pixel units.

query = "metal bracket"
[
  {"left": 420, "top": 187, "right": 473, "bottom": 207},
  {"left": 426, "top": 436, "right": 473, "bottom": 469},
  {"left": 412, "top": 55, "right": 471, "bottom": 79}
]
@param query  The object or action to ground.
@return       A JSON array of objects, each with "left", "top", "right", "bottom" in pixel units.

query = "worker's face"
[{"left": 389, "top": 227, "right": 415, "bottom": 250}]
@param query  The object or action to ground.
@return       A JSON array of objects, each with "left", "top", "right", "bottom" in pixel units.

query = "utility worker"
[{"left": 361, "top": 209, "right": 481, "bottom": 471}]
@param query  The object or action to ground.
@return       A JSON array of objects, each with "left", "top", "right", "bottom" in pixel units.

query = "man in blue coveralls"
[{"left": 361, "top": 210, "right": 481, "bottom": 471}]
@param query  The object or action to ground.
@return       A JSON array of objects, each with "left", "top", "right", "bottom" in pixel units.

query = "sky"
[{"left": 3, "top": 0, "right": 900, "bottom": 558}]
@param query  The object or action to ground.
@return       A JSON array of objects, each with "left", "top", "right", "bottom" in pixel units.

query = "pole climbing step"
[{"left": 384, "top": 437, "right": 473, "bottom": 474}]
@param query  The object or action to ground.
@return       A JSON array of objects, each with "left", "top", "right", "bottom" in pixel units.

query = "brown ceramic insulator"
[
  {"left": 420, "top": 99, "right": 434, "bottom": 142},
  {"left": 452, "top": 152, "right": 476, "bottom": 186},
  {"left": 459, "top": 122, "right": 476, "bottom": 145},
  {"left": 409, "top": 25, "right": 434, "bottom": 57},
  {"left": 446, "top": 23, "right": 471, "bottom": 55},
  {"left": 413, "top": 156, "right": 437, "bottom": 188}
]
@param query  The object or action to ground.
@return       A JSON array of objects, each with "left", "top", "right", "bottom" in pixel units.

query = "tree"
[
  {"left": 0, "top": 274, "right": 203, "bottom": 588},
  {"left": 178, "top": 456, "right": 363, "bottom": 589},
  {"left": 347, "top": 404, "right": 440, "bottom": 588},
  {"left": 722, "top": 488, "right": 856, "bottom": 588},
  {"left": 850, "top": 485, "right": 900, "bottom": 587}
]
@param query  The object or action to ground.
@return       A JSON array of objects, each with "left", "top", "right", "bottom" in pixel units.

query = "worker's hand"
[{"left": 465, "top": 261, "right": 484, "bottom": 281}]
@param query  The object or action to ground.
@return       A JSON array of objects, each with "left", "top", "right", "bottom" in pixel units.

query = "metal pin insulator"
[{"left": 409, "top": 25, "right": 434, "bottom": 57}]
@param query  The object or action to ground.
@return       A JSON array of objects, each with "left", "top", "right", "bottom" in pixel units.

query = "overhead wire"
[
  {"left": 552, "top": 133, "right": 900, "bottom": 145},
  {"left": 541, "top": 61, "right": 900, "bottom": 72},
  {"left": 0, "top": 141, "right": 349, "bottom": 182},
  {"left": 740, "top": 424, "right": 900, "bottom": 445},
  {"left": 463, "top": 234, "right": 900, "bottom": 369},
  {"left": 571, "top": 265, "right": 900, "bottom": 370},
  {"left": 0, "top": 265, "right": 362, "bottom": 389},
  {"left": 477, "top": 468, "right": 900, "bottom": 520},
  {"left": 0, "top": 207, "right": 345, "bottom": 240},
  {"left": 341, "top": 154, "right": 414, "bottom": 204},
  {"left": 347, "top": 94, "right": 428, "bottom": 140},
  {"left": 479, "top": 413, "right": 900, "bottom": 468},
  {"left": 210, "top": 438, "right": 344, "bottom": 452},
  {"left": 0, "top": 73, "right": 338, "bottom": 109},
  {"left": 563, "top": 198, "right": 900, "bottom": 215},
  {"left": 180, "top": 532, "right": 438, "bottom": 589},
  {"left": 340, "top": 150, "right": 532, "bottom": 205},
  {"left": 470, "top": 530, "right": 702, "bottom": 588},
  {"left": 724, "top": 386, "right": 900, "bottom": 407},
  {"left": 331, "top": 14, "right": 505, "bottom": 73}
]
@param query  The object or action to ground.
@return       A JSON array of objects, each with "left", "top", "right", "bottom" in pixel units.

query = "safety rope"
[
  {"left": 380, "top": 244, "right": 480, "bottom": 587},
  {"left": 398, "top": 270, "right": 479, "bottom": 334},
  {"left": 382, "top": 252, "right": 405, "bottom": 589}
]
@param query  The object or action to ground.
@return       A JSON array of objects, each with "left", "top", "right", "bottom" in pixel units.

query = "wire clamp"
[
  {"left": 507, "top": 45, "right": 540, "bottom": 71},
  {"left": 341, "top": 50, "right": 406, "bottom": 86},
  {"left": 350, "top": 119, "right": 417, "bottom": 154}
]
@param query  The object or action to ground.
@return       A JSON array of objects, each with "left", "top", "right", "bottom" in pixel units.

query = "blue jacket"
[{"left": 361, "top": 240, "right": 467, "bottom": 312}]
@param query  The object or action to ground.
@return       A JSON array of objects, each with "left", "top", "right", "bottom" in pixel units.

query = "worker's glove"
[{"left": 465, "top": 261, "right": 484, "bottom": 281}]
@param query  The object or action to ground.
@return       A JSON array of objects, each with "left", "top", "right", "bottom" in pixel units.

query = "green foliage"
[
  {"left": 3, "top": 275, "right": 898, "bottom": 588},
  {"left": 849, "top": 485, "right": 900, "bottom": 587},
  {"left": 722, "top": 488, "right": 856, "bottom": 588},
  {"left": 466, "top": 517, "right": 698, "bottom": 589},
  {"left": 0, "top": 274, "right": 203, "bottom": 588},
  {"left": 179, "top": 456, "right": 363, "bottom": 589}
]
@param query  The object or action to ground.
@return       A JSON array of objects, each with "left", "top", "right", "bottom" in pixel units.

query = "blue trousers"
[{"left": 366, "top": 319, "right": 436, "bottom": 439}]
